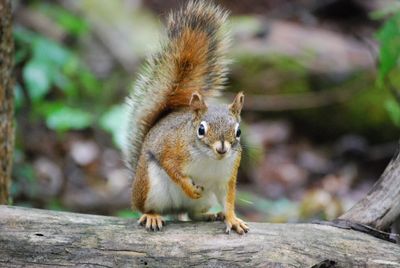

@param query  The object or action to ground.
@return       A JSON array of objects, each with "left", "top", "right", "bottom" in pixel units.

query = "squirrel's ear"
[
  {"left": 189, "top": 92, "right": 207, "bottom": 112},
  {"left": 229, "top": 92, "right": 244, "bottom": 116}
]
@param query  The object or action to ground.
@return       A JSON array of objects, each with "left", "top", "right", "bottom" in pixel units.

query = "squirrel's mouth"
[{"left": 215, "top": 154, "right": 227, "bottom": 160}]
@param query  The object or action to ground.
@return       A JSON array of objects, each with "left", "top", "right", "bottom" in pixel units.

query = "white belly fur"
[{"left": 144, "top": 153, "right": 237, "bottom": 215}]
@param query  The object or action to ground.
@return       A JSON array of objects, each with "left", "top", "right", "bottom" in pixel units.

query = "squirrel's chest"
[{"left": 185, "top": 154, "right": 237, "bottom": 189}]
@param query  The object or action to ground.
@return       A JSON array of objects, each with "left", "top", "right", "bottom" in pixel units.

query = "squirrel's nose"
[
  {"left": 213, "top": 140, "right": 230, "bottom": 156},
  {"left": 216, "top": 148, "right": 227, "bottom": 155}
]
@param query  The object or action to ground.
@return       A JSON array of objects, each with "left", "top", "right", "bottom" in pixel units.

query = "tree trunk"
[
  {"left": 0, "top": 205, "right": 399, "bottom": 268},
  {"left": 339, "top": 146, "right": 400, "bottom": 230},
  {"left": 0, "top": 0, "right": 14, "bottom": 205}
]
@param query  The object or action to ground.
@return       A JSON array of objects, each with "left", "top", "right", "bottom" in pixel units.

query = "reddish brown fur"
[
  {"left": 167, "top": 30, "right": 210, "bottom": 109},
  {"left": 140, "top": 102, "right": 166, "bottom": 135},
  {"left": 137, "top": 30, "right": 212, "bottom": 149},
  {"left": 131, "top": 154, "right": 149, "bottom": 212},
  {"left": 131, "top": 108, "right": 164, "bottom": 212},
  {"left": 159, "top": 134, "right": 202, "bottom": 199},
  {"left": 229, "top": 91, "right": 244, "bottom": 118},
  {"left": 189, "top": 92, "right": 208, "bottom": 116},
  {"left": 223, "top": 153, "right": 249, "bottom": 234},
  {"left": 225, "top": 153, "right": 241, "bottom": 220}
]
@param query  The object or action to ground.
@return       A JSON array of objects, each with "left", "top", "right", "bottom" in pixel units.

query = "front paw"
[
  {"left": 225, "top": 216, "right": 249, "bottom": 235},
  {"left": 183, "top": 178, "right": 204, "bottom": 199}
]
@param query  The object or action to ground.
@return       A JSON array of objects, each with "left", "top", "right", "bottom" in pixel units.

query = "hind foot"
[
  {"left": 138, "top": 213, "right": 165, "bottom": 231},
  {"left": 189, "top": 211, "right": 225, "bottom": 222}
]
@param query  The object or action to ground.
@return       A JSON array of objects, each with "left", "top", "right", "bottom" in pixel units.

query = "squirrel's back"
[{"left": 125, "top": 1, "right": 230, "bottom": 173}]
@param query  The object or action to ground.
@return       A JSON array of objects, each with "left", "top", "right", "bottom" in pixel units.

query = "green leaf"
[
  {"left": 385, "top": 98, "right": 400, "bottom": 127},
  {"left": 377, "top": 13, "right": 400, "bottom": 82},
  {"left": 45, "top": 106, "right": 94, "bottom": 132},
  {"left": 79, "top": 70, "right": 100, "bottom": 95},
  {"left": 37, "top": 3, "right": 89, "bottom": 36},
  {"left": 35, "top": 101, "right": 63, "bottom": 117},
  {"left": 99, "top": 105, "right": 128, "bottom": 149},
  {"left": 23, "top": 60, "right": 51, "bottom": 101},
  {"left": 32, "top": 38, "right": 71, "bottom": 67},
  {"left": 55, "top": 9, "right": 89, "bottom": 36}
]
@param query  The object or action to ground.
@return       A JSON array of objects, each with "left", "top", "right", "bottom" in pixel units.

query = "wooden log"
[
  {"left": 339, "top": 147, "right": 400, "bottom": 230},
  {"left": 1, "top": 205, "right": 399, "bottom": 267}
]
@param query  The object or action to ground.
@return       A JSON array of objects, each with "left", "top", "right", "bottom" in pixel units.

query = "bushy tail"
[{"left": 125, "top": 0, "right": 230, "bottom": 173}]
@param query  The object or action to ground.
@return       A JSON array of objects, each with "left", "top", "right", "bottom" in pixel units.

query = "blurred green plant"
[
  {"left": 236, "top": 191, "right": 298, "bottom": 223},
  {"left": 99, "top": 104, "right": 128, "bottom": 150},
  {"left": 37, "top": 3, "right": 89, "bottom": 36},
  {"left": 11, "top": 148, "right": 38, "bottom": 199},
  {"left": 12, "top": 3, "right": 129, "bottom": 206},
  {"left": 375, "top": 9, "right": 400, "bottom": 127},
  {"left": 46, "top": 199, "right": 66, "bottom": 211},
  {"left": 14, "top": 25, "right": 98, "bottom": 132},
  {"left": 14, "top": 2, "right": 128, "bottom": 144},
  {"left": 386, "top": 98, "right": 400, "bottom": 127},
  {"left": 376, "top": 13, "right": 400, "bottom": 82},
  {"left": 115, "top": 209, "right": 140, "bottom": 219}
]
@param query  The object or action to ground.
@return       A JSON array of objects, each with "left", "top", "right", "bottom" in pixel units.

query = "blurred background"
[{"left": 10, "top": 0, "right": 400, "bottom": 223}]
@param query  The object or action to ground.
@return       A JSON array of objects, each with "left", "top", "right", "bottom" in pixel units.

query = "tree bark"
[
  {"left": 339, "top": 147, "right": 400, "bottom": 231},
  {"left": 1, "top": 205, "right": 400, "bottom": 268},
  {"left": 0, "top": 0, "right": 14, "bottom": 205}
]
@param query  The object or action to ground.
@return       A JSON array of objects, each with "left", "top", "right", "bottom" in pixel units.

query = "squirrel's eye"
[
  {"left": 235, "top": 123, "right": 241, "bottom": 139},
  {"left": 236, "top": 128, "right": 241, "bottom": 138},
  {"left": 197, "top": 121, "right": 208, "bottom": 138}
]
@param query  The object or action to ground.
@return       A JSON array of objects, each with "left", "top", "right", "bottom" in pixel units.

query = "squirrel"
[{"left": 125, "top": 0, "right": 248, "bottom": 235}]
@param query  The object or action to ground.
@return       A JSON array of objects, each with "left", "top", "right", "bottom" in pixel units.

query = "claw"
[
  {"left": 190, "top": 212, "right": 225, "bottom": 222},
  {"left": 145, "top": 217, "right": 152, "bottom": 230},
  {"left": 138, "top": 214, "right": 147, "bottom": 226},
  {"left": 216, "top": 212, "right": 225, "bottom": 221},
  {"left": 225, "top": 216, "right": 249, "bottom": 235},
  {"left": 209, "top": 212, "right": 225, "bottom": 222},
  {"left": 138, "top": 214, "right": 164, "bottom": 231},
  {"left": 156, "top": 218, "right": 163, "bottom": 230},
  {"left": 151, "top": 218, "right": 157, "bottom": 231}
]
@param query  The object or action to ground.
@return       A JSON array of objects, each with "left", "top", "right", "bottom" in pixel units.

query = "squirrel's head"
[{"left": 189, "top": 92, "right": 244, "bottom": 160}]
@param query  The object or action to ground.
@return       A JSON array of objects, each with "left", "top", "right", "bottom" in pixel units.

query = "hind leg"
[{"left": 132, "top": 155, "right": 165, "bottom": 231}]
